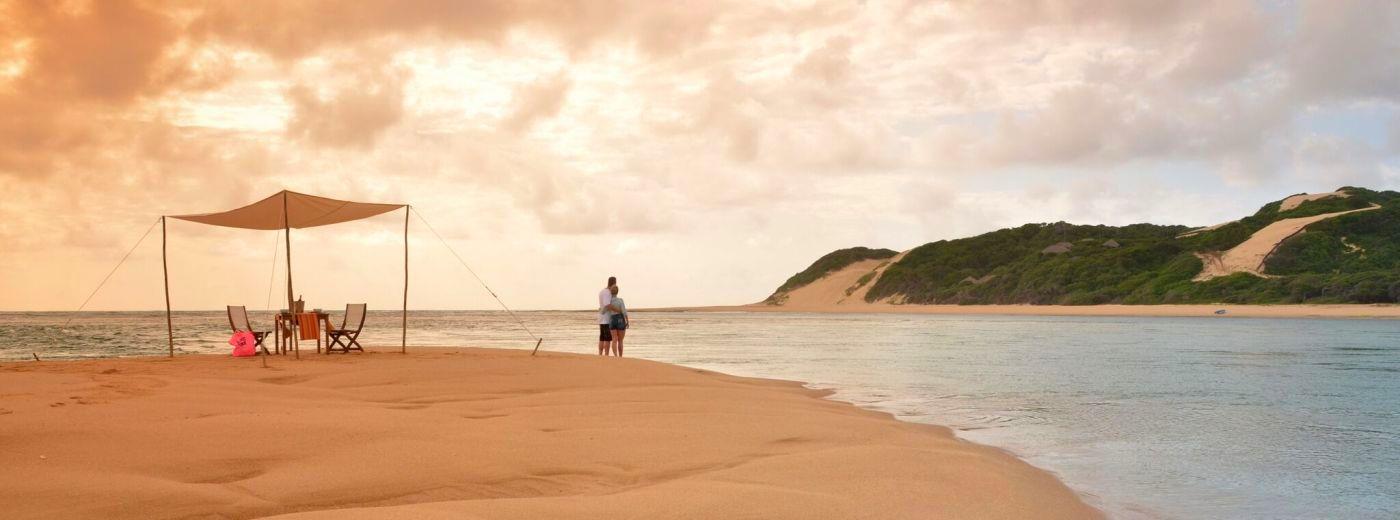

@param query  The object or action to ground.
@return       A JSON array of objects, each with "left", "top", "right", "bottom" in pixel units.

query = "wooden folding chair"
[
  {"left": 227, "top": 305, "right": 271, "bottom": 355},
  {"left": 325, "top": 304, "right": 366, "bottom": 354}
]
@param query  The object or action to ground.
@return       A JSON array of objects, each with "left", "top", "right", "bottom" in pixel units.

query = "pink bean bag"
[{"left": 229, "top": 331, "right": 257, "bottom": 357}]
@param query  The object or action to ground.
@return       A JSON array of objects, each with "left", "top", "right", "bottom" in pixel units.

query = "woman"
[{"left": 608, "top": 285, "right": 629, "bottom": 356}]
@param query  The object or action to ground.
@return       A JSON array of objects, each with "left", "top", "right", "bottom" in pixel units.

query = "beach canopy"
[
  {"left": 161, "top": 190, "right": 409, "bottom": 358},
  {"left": 171, "top": 190, "right": 405, "bottom": 230}
]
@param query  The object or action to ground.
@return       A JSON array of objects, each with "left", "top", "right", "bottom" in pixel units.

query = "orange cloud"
[
  {"left": 501, "top": 71, "right": 571, "bottom": 133},
  {"left": 286, "top": 66, "right": 408, "bottom": 149},
  {"left": 15, "top": 0, "right": 180, "bottom": 101}
]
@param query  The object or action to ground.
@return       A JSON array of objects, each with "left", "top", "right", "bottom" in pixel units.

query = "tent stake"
[
  {"left": 531, "top": 338, "right": 543, "bottom": 356},
  {"left": 162, "top": 216, "right": 173, "bottom": 358},
  {"left": 402, "top": 206, "right": 409, "bottom": 354}
]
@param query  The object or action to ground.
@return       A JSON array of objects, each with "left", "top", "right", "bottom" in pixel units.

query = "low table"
[{"left": 273, "top": 311, "right": 331, "bottom": 355}]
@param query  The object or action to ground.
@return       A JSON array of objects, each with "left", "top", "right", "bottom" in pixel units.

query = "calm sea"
[{"left": 2, "top": 310, "right": 1398, "bottom": 519}]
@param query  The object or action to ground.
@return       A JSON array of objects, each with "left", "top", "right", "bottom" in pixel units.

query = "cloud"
[
  {"left": 285, "top": 66, "right": 407, "bottom": 149},
  {"left": 0, "top": 0, "right": 176, "bottom": 177},
  {"left": 1292, "top": 134, "right": 1389, "bottom": 187},
  {"left": 0, "top": 96, "right": 92, "bottom": 176},
  {"left": 188, "top": 0, "right": 735, "bottom": 61},
  {"left": 188, "top": 0, "right": 523, "bottom": 60},
  {"left": 14, "top": 0, "right": 181, "bottom": 102},
  {"left": 792, "top": 35, "right": 852, "bottom": 85},
  {"left": 1287, "top": 0, "right": 1400, "bottom": 103},
  {"left": 501, "top": 71, "right": 571, "bottom": 133},
  {"left": 1391, "top": 114, "right": 1400, "bottom": 154},
  {"left": 1163, "top": 2, "right": 1271, "bottom": 88}
]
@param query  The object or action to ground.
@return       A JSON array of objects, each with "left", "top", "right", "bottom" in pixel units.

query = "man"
[{"left": 598, "top": 276, "right": 616, "bottom": 355}]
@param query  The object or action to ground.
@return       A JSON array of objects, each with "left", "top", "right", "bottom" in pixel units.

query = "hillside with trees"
[{"left": 769, "top": 188, "right": 1400, "bottom": 306}]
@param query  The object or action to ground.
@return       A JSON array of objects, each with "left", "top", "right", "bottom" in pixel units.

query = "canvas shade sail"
[
  {"left": 170, "top": 190, "right": 405, "bottom": 230},
  {"left": 159, "top": 189, "right": 410, "bottom": 358}
]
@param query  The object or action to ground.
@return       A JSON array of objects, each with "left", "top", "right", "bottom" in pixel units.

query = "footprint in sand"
[
  {"left": 259, "top": 374, "right": 315, "bottom": 385},
  {"left": 460, "top": 413, "right": 508, "bottom": 420}
]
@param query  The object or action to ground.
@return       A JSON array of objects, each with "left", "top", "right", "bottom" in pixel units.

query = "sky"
[{"left": 1, "top": 0, "right": 1398, "bottom": 312}]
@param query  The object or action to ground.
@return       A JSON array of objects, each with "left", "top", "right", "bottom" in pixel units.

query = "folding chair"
[
  {"left": 325, "top": 304, "right": 366, "bottom": 354},
  {"left": 227, "top": 305, "right": 271, "bottom": 355}
]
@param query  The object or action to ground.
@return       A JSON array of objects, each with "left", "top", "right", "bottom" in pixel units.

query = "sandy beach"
[
  {"left": 0, "top": 348, "right": 1099, "bottom": 519},
  {"left": 663, "top": 303, "right": 1400, "bottom": 319}
]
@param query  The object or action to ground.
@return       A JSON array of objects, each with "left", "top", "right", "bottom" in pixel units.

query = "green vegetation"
[
  {"left": 845, "top": 269, "right": 882, "bottom": 297},
  {"left": 780, "top": 187, "right": 1400, "bottom": 305},
  {"left": 765, "top": 247, "right": 897, "bottom": 303},
  {"left": 1176, "top": 186, "right": 1393, "bottom": 252},
  {"left": 866, "top": 222, "right": 1193, "bottom": 304}
]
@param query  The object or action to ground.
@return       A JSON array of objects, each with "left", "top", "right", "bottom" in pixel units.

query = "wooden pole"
[
  {"left": 403, "top": 206, "right": 408, "bottom": 356},
  {"left": 283, "top": 192, "right": 298, "bottom": 360},
  {"left": 162, "top": 216, "right": 173, "bottom": 358}
]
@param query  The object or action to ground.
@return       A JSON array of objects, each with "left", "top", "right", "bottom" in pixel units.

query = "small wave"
[
  {"left": 1330, "top": 366, "right": 1400, "bottom": 373},
  {"left": 1200, "top": 350, "right": 1304, "bottom": 358}
]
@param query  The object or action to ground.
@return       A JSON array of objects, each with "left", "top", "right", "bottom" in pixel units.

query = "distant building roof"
[{"left": 1041, "top": 242, "right": 1073, "bottom": 254}]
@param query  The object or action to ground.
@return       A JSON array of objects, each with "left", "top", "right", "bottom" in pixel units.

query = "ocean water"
[{"left": 2, "top": 310, "right": 1398, "bottom": 519}]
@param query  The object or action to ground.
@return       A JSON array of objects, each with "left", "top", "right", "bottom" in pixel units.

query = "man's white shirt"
[{"left": 598, "top": 288, "right": 613, "bottom": 325}]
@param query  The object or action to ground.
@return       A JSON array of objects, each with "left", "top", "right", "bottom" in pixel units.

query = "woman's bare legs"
[{"left": 612, "top": 329, "right": 625, "bottom": 357}]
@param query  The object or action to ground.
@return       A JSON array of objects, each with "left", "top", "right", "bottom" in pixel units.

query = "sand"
[
  {"left": 848, "top": 251, "right": 909, "bottom": 302},
  {"left": 1278, "top": 190, "right": 1350, "bottom": 211},
  {"left": 1193, "top": 204, "right": 1380, "bottom": 281},
  {"left": 669, "top": 303, "right": 1400, "bottom": 319},
  {"left": 0, "top": 349, "right": 1100, "bottom": 519},
  {"left": 771, "top": 251, "right": 908, "bottom": 308},
  {"left": 1175, "top": 220, "right": 1236, "bottom": 238},
  {"left": 777, "top": 258, "right": 887, "bottom": 306}
]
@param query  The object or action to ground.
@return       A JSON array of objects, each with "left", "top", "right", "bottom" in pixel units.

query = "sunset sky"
[{"left": 2, "top": 0, "right": 1398, "bottom": 311}]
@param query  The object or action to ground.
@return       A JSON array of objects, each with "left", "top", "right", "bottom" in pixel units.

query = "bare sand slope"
[
  {"left": 1176, "top": 220, "right": 1236, "bottom": 239},
  {"left": 0, "top": 349, "right": 1099, "bottom": 520},
  {"left": 847, "top": 250, "right": 909, "bottom": 303},
  {"left": 1177, "top": 191, "right": 1351, "bottom": 238},
  {"left": 1279, "top": 190, "right": 1350, "bottom": 211},
  {"left": 774, "top": 251, "right": 908, "bottom": 307},
  {"left": 1194, "top": 204, "right": 1379, "bottom": 281}
]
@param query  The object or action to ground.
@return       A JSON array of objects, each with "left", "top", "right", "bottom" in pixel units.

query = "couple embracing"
[{"left": 597, "top": 276, "right": 630, "bottom": 356}]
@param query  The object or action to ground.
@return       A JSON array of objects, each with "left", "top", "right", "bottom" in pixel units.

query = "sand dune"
[
  {"left": 1176, "top": 220, "right": 1236, "bottom": 239},
  {"left": 772, "top": 251, "right": 908, "bottom": 308},
  {"left": 1176, "top": 191, "right": 1351, "bottom": 239},
  {"left": 0, "top": 349, "right": 1099, "bottom": 519},
  {"left": 1278, "top": 190, "right": 1350, "bottom": 211},
  {"left": 1193, "top": 204, "right": 1379, "bottom": 281},
  {"left": 848, "top": 251, "right": 909, "bottom": 302}
]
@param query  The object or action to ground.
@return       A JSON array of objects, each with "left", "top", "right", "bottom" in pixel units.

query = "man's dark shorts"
[{"left": 599, "top": 324, "right": 613, "bottom": 342}]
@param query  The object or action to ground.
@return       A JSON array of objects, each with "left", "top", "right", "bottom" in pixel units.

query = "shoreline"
[
  {"left": 0, "top": 348, "right": 1101, "bottom": 519},
  {"left": 650, "top": 303, "right": 1400, "bottom": 319}
]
